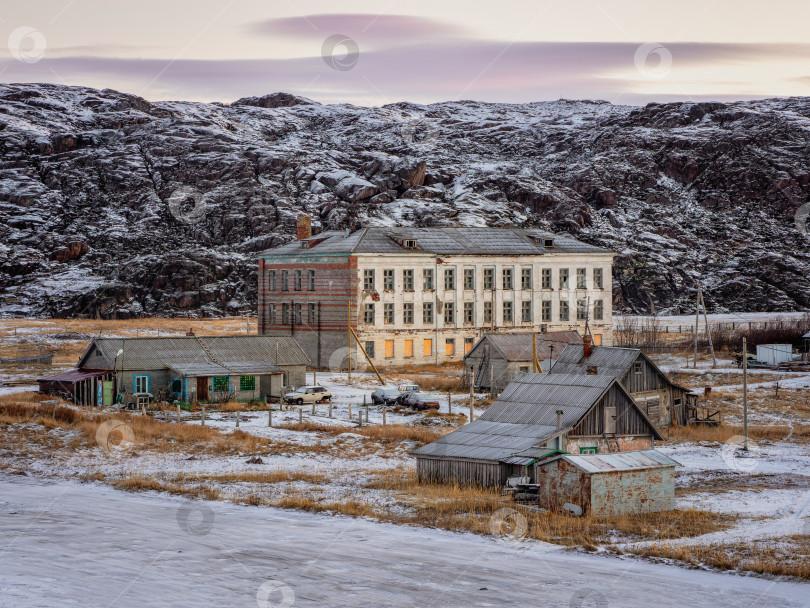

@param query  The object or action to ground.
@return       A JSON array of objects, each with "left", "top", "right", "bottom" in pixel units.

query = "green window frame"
[
  {"left": 240, "top": 376, "right": 256, "bottom": 391},
  {"left": 579, "top": 446, "right": 598, "bottom": 455},
  {"left": 212, "top": 376, "right": 229, "bottom": 392}
]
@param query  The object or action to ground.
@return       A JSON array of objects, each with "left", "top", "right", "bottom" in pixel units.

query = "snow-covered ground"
[{"left": 1, "top": 477, "right": 808, "bottom": 608}]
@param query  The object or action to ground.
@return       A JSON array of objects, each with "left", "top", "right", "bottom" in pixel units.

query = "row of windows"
[
  {"left": 266, "top": 299, "right": 605, "bottom": 326},
  {"left": 268, "top": 302, "right": 318, "bottom": 325},
  {"left": 362, "top": 299, "right": 605, "bottom": 325},
  {"left": 362, "top": 267, "right": 604, "bottom": 292},
  {"left": 363, "top": 337, "right": 476, "bottom": 359},
  {"left": 268, "top": 269, "right": 316, "bottom": 292}
]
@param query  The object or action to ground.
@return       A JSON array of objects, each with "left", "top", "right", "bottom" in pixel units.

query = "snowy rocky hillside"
[{"left": 0, "top": 83, "right": 809, "bottom": 318}]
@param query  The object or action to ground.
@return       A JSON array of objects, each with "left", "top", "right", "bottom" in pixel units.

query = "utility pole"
[
  {"left": 743, "top": 336, "right": 749, "bottom": 451},
  {"left": 469, "top": 365, "right": 475, "bottom": 423},
  {"left": 347, "top": 300, "right": 352, "bottom": 384}
]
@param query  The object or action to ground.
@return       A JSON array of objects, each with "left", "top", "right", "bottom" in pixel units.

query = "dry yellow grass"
[
  {"left": 668, "top": 422, "right": 810, "bottom": 444},
  {"left": 278, "top": 421, "right": 452, "bottom": 446},
  {"left": 627, "top": 536, "right": 810, "bottom": 580}
]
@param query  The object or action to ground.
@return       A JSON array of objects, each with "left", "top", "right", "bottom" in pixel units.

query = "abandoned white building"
[
  {"left": 549, "top": 344, "right": 694, "bottom": 428},
  {"left": 258, "top": 218, "right": 614, "bottom": 367},
  {"left": 411, "top": 373, "right": 662, "bottom": 488},
  {"left": 463, "top": 330, "right": 582, "bottom": 393}
]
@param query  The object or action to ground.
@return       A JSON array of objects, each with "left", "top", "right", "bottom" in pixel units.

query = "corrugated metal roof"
[
  {"left": 541, "top": 449, "right": 680, "bottom": 473},
  {"left": 37, "top": 368, "right": 110, "bottom": 383},
  {"left": 467, "top": 331, "right": 582, "bottom": 362},
  {"left": 81, "top": 336, "right": 309, "bottom": 375},
  {"left": 412, "top": 373, "right": 616, "bottom": 461},
  {"left": 549, "top": 345, "right": 642, "bottom": 378},
  {"left": 264, "top": 227, "right": 612, "bottom": 257}
]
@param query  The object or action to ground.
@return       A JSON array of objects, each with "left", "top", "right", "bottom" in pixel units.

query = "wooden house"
[
  {"left": 549, "top": 344, "right": 693, "bottom": 427},
  {"left": 412, "top": 373, "right": 662, "bottom": 488},
  {"left": 463, "top": 331, "right": 582, "bottom": 393},
  {"left": 43, "top": 336, "right": 310, "bottom": 406}
]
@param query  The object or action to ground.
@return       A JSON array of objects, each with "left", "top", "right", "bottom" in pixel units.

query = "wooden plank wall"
[
  {"left": 572, "top": 384, "right": 654, "bottom": 436},
  {"left": 416, "top": 457, "right": 506, "bottom": 488}
]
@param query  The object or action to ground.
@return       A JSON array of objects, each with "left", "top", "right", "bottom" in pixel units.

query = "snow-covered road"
[{"left": 1, "top": 477, "right": 807, "bottom": 608}]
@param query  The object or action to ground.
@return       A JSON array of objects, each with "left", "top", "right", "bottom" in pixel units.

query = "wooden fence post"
[
  {"left": 311, "top": 402, "right": 315, "bottom": 416},
  {"left": 298, "top": 408, "right": 302, "bottom": 424},
  {"left": 349, "top": 403, "right": 352, "bottom": 419},
  {"left": 201, "top": 406, "right": 206, "bottom": 426},
  {"left": 268, "top": 409, "right": 272, "bottom": 427},
  {"left": 382, "top": 407, "right": 386, "bottom": 426},
  {"left": 329, "top": 401, "right": 333, "bottom": 418},
  {"left": 448, "top": 392, "right": 452, "bottom": 414},
  {"left": 236, "top": 410, "right": 240, "bottom": 428},
  {"left": 176, "top": 403, "right": 181, "bottom": 423}
]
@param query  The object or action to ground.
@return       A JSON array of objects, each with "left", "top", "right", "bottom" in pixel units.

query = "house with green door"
[{"left": 69, "top": 335, "right": 309, "bottom": 405}]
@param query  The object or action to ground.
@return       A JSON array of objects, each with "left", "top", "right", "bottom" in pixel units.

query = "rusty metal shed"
[{"left": 533, "top": 449, "right": 679, "bottom": 517}]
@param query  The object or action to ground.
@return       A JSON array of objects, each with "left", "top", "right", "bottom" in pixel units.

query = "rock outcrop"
[{"left": 0, "top": 84, "right": 808, "bottom": 318}]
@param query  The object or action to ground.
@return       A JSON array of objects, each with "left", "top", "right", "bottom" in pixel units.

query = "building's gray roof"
[
  {"left": 540, "top": 449, "right": 680, "bottom": 473},
  {"left": 263, "top": 227, "right": 612, "bottom": 257},
  {"left": 411, "top": 373, "right": 621, "bottom": 462},
  {"left": 803, "top": 331, "right": 810, "bottom": 339},
  {"left": 549, "top": 345, "right": 643, "bottom": 378},
  {"left": 467, "top": 331, "right": 582, "bottom": 362},
  {"left": 79, "top": 336, "right": 310, "bottom": 375}
]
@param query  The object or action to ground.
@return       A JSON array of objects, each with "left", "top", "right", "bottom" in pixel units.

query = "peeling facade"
[{"left": 259, "top": 222, "right": 615, "bottom": 368}]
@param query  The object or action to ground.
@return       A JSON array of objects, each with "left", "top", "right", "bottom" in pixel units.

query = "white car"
[{"left": 283, "top": 385, "right": 332, "bottom": 405}]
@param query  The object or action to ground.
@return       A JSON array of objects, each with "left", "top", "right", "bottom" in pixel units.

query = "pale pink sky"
[{"left": 2, "top": 1, "right": 810, "bottom": 105}]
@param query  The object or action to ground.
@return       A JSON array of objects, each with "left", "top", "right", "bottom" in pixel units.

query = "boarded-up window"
[
  {"left": 464, "top": 337, "right": 474, "bottom": 354},
  {"left": 604, "top": 405, "right": 616, "bottom": 434},
  {"left": 240, "top": 376, "right": 256, "bottom": 391},
  {"left": 423, "top": 339, "right": 432, "bottom": 357},
  {"left": 593, "top": 333, "right": 602, "bottom": 346},
  {"left": 404, "top": 339, "right": 414, "bottom": 358},
  {"left": 385, "top": 340, "right": 394, "bottom": 358},
  {"left": 445, "top": 339, "right": 455, "bottom": 356}
]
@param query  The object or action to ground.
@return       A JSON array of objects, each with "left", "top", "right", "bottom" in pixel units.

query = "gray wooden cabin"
[
  {"left": 463, "top": 331, "right": 582, "bottom": 393},
  {"left": 77, "top": 335, "right": 310, "bottom": 404},
  {"left": 549, "top": 345, "right": 693, "bottom": 428},
  {"left": 412, "top": 373, "right": 662, "bottom": 488}
]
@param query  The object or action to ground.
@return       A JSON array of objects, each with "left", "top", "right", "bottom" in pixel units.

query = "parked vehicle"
[
  {"left": 397, "top": 383, "right": 420, "bottom": 393},
  {"left": 284, "top": 385, "right": 332, "bottom": 405},
  {"left": 371, "top": 387, "right": 403, "bottom": 405},
  {"left": 400, "top": 390, "right": 440, "bottom": 410}
]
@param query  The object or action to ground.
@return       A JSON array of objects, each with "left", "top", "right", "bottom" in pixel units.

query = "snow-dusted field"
[{"left": 2, "top": 476, "right": 808, "bottom": 608}]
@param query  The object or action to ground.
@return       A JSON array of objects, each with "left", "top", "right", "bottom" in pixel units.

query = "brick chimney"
[
  {"left": 296, "top": 215, "right": 312, "bottom": 240},
  {"left": 583, "top": 334, "right": 593, "bottom": 359}
]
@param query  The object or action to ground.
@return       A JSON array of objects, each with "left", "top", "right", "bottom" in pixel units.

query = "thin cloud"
[
  {"left": 1, "top": 41, "right": 808, "bottom": 105},
  {"left": 247, "top": 13, "right": 468, "bottom": 44}
]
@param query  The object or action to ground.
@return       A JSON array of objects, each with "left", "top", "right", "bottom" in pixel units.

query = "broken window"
[
  {"left": 464, "top": 302, "right": 475, "bottom": 324},
  {"left": 541, "top": 300, "right": 551, "bottom": 322},
  {"left": 383, "top": 269, "right": 394, "bottom": 291},
  {"left": 444, "top": 268, "right": 456, "bottom": 290},
  {"left": 423, "top": 268, "right": 434, "bottom": 290},
  {"left": 403, "top": 303, "right": 414, "bottom": 324},
  {"left": 444, "top": 302, "right": 455, "bottom": 325},
  {"left": 423, "top": 302, "right": 434, "bottom": 324},
  {"left": 559, "top": 301, "right": 569, "bottom": 322},
  {"left": 483, "top": 301, "right": 492, "bottom": 323},
  {"left": 576, "top": 299, "right": 587, "bottom": 321},
  {"left": 594, "top": 268, "right": 604, "bottom": 290},
  {"left": 384, "top": 303, "right": 394, "bottom": 324},
  {"left": 403, "top": 269, "right": 414, "bottom": 291},
  {"left": 559, "top": 268, "right": 569, "bottom": 290},
  {"left": 503, "top": 301, "right": 513, "bottom": 323},
  {"left": 541, "top": 268, "right": 551, "bottom": 290},
  {"left": 576, "top": 268, "right": 586, "bottom": 289},
  {"left": 502, "top": 267, "right": 513, "bottom": 290},
  {"left": 363, "top": 303, "right": 375, "bottom": 324},
  {"left": 483, "top": 267, "right": 494, "bottom": 289},
  {"left": 363, "top": 269, "right": 375, "bottom": 291},
  {"left": 463, "top": 268, "right": 475, "bottom": 290},
  {"left": 594, "top": 300, "right": 604, "bottom": 321},
  {"left": 522, "top": 301, "right": 532, "bottom": 322},
  {"left": 521, "top": 267, "right": 532, "bottom": 290}
]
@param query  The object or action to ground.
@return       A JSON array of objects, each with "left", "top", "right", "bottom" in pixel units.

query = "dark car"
[
  {"left": 400, "top": 390, "right": 440, "bottom": 411},
  {"left": 371, "top": 387, "right": 402, "bottom": 405}
]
